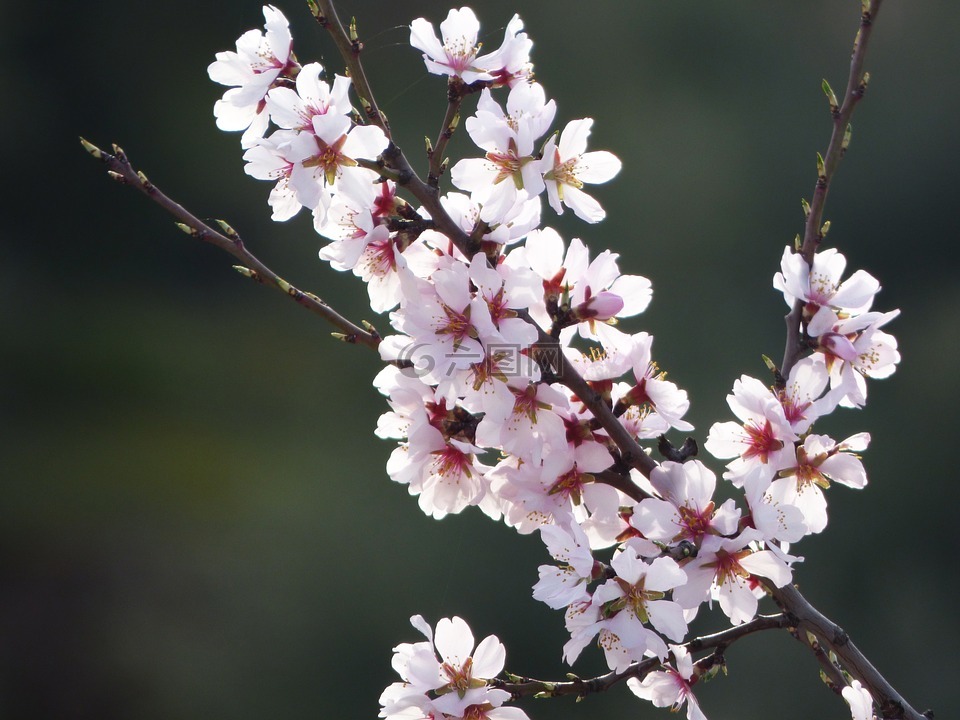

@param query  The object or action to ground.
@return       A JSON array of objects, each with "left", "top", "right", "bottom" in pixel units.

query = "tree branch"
[
  {"left": 312, "top": 3, "right": 662, "bottom": 480},
  {"left": 771, "top": 584, "right": 929, "bottom": 720},
  {"left": 780, "top": 0, "right": 882, "bottom": 380},
  {"left": 80, "top": 138, "right": 381, "bottom": 350},
  {"left": 494, "top": 614, "right": 789, "bottom": 700},
  {"left": 308, "top": 0, "right": 390, "bottom": 137},
  {"left": 428, "top": 79, "right": 466, "bottom": 185}
]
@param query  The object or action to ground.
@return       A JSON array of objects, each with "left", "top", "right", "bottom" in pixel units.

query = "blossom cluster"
[{"left": 208, "top": 7, "right": 898, "bottom": 720}]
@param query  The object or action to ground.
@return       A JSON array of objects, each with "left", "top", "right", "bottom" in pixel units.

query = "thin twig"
[
  {"left": 80, "top": 138, "right": 381, "bottom": 350},
  {"left": 494, "top": 614, "right": 789, "bottom": 700},
  {"left": 309, "top": 0, "right": 390, "bottom": 137},
  {"left": 780, "top": 0, "right": 882, "bottom": 380},
  {"left": 429, "top": 79, "right": 466, "bottom": 185}
]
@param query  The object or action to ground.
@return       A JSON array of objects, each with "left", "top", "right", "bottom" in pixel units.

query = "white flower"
[
  {"left": 242, "top": 130, "right": 302, "bottom": 220},
  {"left": 542, "top": 118, "right": 622, "bottom": 223},
  {"left": 766, "top": 433, "right": 869, "bottom": 534},
  {"left": 628, "top": 645, "right": 707, "bottom": 720},
  {"left": 842, "top": 680, "right": 876, "bottom": 720},
  {"left": 532, "top": 522, "right": 596, "bottom": 609},
  {"left": 452, "top": 83, "right": 556, "bottom": 223},
  {"left": 266, "top": 63, "right": 351, "bottom": 132},
  {"left": 773, "top": 246, "right": 880, "bottom": 319},
  {"left": 672, "top": 530, "right": 796, "bottom": 625},
  {"left": 208, "top": 5, "right": 296, "bottom": 148},
  {"left": 285, "top": 114, "right": 389, "bottom": 218},
  {"left": 382, "top": 615, "right": 515, "bottom": 719},
  {"left": 814, "top": 310, "right": 900, "bottom": 408},
  {"left": 591, "top": 552, "right": 689, "bottom": 670},
  {"left": 631, "top": 460, "right": 740, "bottom": 546},
  {"left": 409, "top": 8, "right": 533, "bottom": 87},
  {"left": 704, "top": 375, "right": 799, "bottom": 485}
]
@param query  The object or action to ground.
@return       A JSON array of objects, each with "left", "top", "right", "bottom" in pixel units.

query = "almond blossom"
[
  {"left": 542, "top": 118, "right": 622, "bottom": 223},
  {"left": 380, "top": 615, "right": 519, "bottom": 720},
  {"left": 532, "top": 521, "right": 596, "bottom": 609},
  {"left": 813, "top": 310, "right": 901, "bottom": 407},
  {"left": 672, "top": 530, "right": 795, "bottom": 625},
  {"left": 704, "top": 375, "right": 799, "bottom": 485},
  {"left": 773, "top": 245, "right": 880, "bottom": 321},
  {"left": 766, "top": 433, "right": 869, "bottom": 534},
  {"left": 208, "top": 5, "right": 297, "bottom": 148},
  {"left": 842, "top": 680, "right": 877, "bottom": 720},
  {"left": 627, "top": 644, "right": 708, "bottom": 720},
  {"left": 409, "top": 8, "right": 532, "bottom": 87},
  {"left": 591, "top": 551, "right": 689, "bottom": 669},
  {"left": 451, "top": 82, "right": 556, "bottom": 222},
  {"left": 630, "top": 460, "right": 740, "bottom": 547}
]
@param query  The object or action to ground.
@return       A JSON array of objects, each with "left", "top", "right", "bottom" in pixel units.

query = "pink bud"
[{"left": 576, "top": 291, "right": 624, "bottom": 321}]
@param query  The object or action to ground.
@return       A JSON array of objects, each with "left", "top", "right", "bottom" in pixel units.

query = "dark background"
[{"left": 3, "top": 1, "right": 957, "bottom": 718}]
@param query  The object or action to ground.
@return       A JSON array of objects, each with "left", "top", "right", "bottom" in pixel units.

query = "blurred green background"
[{"left": 3, "top": 1, "right": 957, "bottom": 718}]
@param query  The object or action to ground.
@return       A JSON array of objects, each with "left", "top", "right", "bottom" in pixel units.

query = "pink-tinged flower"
[
  {"left": 481, "top": 15, "right": 534, "bottom": 88},
  {"left": 385, "top": 422, "right": 493, "bottom": 520},
  {"left": 381, "top": 615, "right": 516, "bottom": 719},
  {"left": 265, "top": 63, "right": 351, "bottom": 132},
  {"left": 704, "top": 375, "right": 799, "bottom": 485},
  {"left": 628, "top": 645, "right": 708, "bottom": 720},
  {"left": 813, "top": 310, "right": 901, "bottom": 408},
  {"left": 532, "top": 521, "right": 596, "bottom": 609},
  {"left": 603, "top": 329, "right": 693, "bottom": 432},
  {"left": 672, "top": 530, "right": 795, "bottom": 625},
  {"left": 773, "top": 246, "right": 880, "bottom": 320},
  {"left": 631, "top": 460, "right": 740, "bottom": 546},
  {"left": 409, "top": 8, "right": 489, "bottom": 83},
  {"left": 489, "top": 441, "right": 616, "bottom": 536},
  {"left": 842, "top": 680, "right": 877, "bottom": 720},
  {"left": 766, "top": 433, "right": 869, "bottom": 534},
  {"left": 776, "top": 357, "right": 839, "bottom": 435},
  {"left": 208, "top": 5, "right": 297, "bottom": 148},
  {"left": 522, "top": 229, "right": 651, "bottom": 338},
  {"left": 451, "top": 83, "right": 556, "bottom": 223},
  {"left": 409, "top": 9, "right": 532, "bottom": 87},
  {"left": 285, "top": 113, "right": 389, "bottom": 217},
  {"left": 242, "top": 130, "right": 303, "bottom": 221},
  {"left": 591, "top": 552, "right": 689, "bottom": 670},
  {"left": 390, "top": 261, "right": 498, "bottom": 386},
  {"left": 434, "top": 192, "right": 542, "bottom": 250},
  {"left": 542, "top": 118, "right": 622, "bottom": 223},
  {"left": 474, "top": 382, "right": 568, "bottom": 462},
  {"left": 741, "top": 467, "right": 808, "bottom": 544}
]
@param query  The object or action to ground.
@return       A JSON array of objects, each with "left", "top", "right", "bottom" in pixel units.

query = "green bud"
[
  {"left": 232, "top": 265, "right": 254, "bottom": 278},
  {"left": 79, "top": 137, "right": 102, "bottom": 159},
  {"left": 821, "top": 79, "right": 839, "bottom": 113},
  {"left": 215, "top": 219, "right": 239, "bottom": 239}
]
